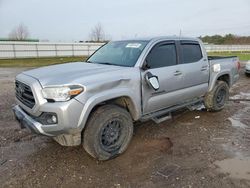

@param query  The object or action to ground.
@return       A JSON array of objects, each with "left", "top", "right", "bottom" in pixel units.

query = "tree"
[
  {"left": 89, "top": 23, "right": 105, "bottom": 42},
  {"left": 200, "top": 34, "right": 250, "bottom": 45},
  {"left": 8, "top": 24, "right": 30, "bottom": 40}
]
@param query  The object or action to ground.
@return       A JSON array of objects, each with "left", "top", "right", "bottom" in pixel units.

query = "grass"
[
  {"left": 208, "top": 52, "right": 250, "bottom": 61},
  {"left": 0, "top": 56, "right": 88, "bottom": 67}
]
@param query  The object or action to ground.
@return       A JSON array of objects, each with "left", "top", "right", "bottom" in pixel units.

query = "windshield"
[{"left": 87, "top": 40, "right": 148, "bottom": 67}]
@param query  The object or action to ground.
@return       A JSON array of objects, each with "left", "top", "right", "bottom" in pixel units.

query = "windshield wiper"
[
  {"left": 89, "top": 61, "right": 128, "bottom": 67},
  {"left": 98, "top": 62, "right": 114, "bottom": 66},
  {"left": 86, "top": 60, "right": 94, "bottom": 63},
  {"left": 87, "top": 61, "right": 113, "bottom": 66}
]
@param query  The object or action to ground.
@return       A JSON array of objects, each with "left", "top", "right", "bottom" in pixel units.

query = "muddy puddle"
[
  {"left": 228, "top": 118, "right": 248, "bottom": 128},
  {"left": 230, "top": 92, "right": 250, "bottom": 101},
  {"left": 217, "top": 91, "right": 250, "bottom": 181},
  {"left": 215, "top": 158, "right": 250, "bottom": 180},
  {"left": 228, "top": 100, "right": 250, "bottom": 128}
]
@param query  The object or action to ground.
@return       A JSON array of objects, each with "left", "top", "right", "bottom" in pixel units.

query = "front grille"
[{"left": 15, "top": 80, "right": 35, "bottom": 108}]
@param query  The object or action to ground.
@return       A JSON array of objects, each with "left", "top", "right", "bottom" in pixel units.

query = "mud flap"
[{"left": 53, "top": 133, "right": 81, "bottom": 146}]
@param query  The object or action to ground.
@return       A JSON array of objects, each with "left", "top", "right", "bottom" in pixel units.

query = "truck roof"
[{"left": 118, "top": 36, "right": 200, "bottom": 42}]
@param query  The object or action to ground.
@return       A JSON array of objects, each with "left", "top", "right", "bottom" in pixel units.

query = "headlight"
[{"left": 42, "top": 85, "right": 84, "bottom": 102}]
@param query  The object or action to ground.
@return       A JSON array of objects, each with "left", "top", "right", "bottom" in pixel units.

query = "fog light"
[
  {"left": 46, "top": 115, "right": 57, "bottom": 124},
  {"left": 51, "top": 115, "right": 57, "bottom": 123},
  {"left": 37, "top": 113, "right": 58, "bottom": 125}
]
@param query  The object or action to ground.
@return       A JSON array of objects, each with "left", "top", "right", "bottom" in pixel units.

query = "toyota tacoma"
[{"left": 13, "top": 37, "right": 240, "bottom": 160}]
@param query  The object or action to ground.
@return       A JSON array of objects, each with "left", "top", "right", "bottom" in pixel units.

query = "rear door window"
[{"left": 180, "top": 42, "right": 203, "bottom": 64}]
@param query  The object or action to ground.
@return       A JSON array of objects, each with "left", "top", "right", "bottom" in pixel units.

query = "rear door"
[{"left": 177, "top": 40, "right": 209, "bottom": 99}]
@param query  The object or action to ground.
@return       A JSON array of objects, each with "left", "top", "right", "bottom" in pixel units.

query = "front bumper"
[
  {"left": 13, "top": 105, "right": 53, "bottom": 136},
  {"left": 13, "top": 104, "right": 83, "bottom": 146},
  {"left": 14, "top": 73, "right": 86, "bottom": 136},
  {"left": 13, "top": 97, "right": 84, "bottom": 136}
]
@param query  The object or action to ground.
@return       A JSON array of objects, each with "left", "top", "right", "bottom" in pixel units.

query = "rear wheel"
[
  {"left": 204, "top": 81, "right": 229, "bottom": 111},
  {"left": 83, "top": 105, "right": 133, "bottom": 160}
]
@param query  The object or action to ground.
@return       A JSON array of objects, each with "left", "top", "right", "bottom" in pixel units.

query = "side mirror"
[{"left": 145, "top": 72, "right": 160, "bottom": 91}]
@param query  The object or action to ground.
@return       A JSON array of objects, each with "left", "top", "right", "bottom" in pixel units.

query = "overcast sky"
[{"left": 0, "top": 0, "right": 250, "bottom": 42}]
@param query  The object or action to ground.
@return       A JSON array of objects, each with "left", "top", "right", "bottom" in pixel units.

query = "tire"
[
  {"left": 204, "top": 81, "right": 229, "bottom": 112},
  {"left": 83, "top": 105, "right": 134, "bottom": 160}
]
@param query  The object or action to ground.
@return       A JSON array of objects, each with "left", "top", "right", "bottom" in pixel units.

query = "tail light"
[{"left": 237, "top": 61, "right": 240, "bottom": 71}]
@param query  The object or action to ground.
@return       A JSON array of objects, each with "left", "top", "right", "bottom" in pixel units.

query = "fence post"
[
  {"left": 35, "top": 43, "right": 39, "bottom": 58},
  {"left": 72, "top": 44, "right": 74, "bottom": 57},
  {"left": 87, "top": 44, "right": 90, "bottom": 57},
  {"left": 55, "top": 44, "right": 58, "bottom": 57},
  {"left": 13, "top": 43, "right": 16, "bottom": 58}
]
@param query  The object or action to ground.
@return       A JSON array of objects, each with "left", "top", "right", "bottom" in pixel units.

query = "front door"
[{"left": 141, "top": 41, "right": 184, "bottom": 114}]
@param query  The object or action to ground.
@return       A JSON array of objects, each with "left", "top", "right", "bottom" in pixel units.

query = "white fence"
[
  {"left": 0, "top": 41, "right": 105, "bottom": 59},
  {"left": 0, "top": 41, "right": 250, "bottom": 59},
  {"left": 205, "top": 44, "right": 250, "bottom": 52}
]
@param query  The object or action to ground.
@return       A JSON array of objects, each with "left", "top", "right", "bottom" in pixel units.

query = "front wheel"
[
  {"left": 83, "top": 105, "right": 133, "bottom": 160},
  {"left": 204, "top": 81, "right": 229, "bottom": 111}
]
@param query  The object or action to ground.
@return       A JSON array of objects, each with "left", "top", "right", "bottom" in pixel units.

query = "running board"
[
  {"left": 141, "top": 98, "right": 203, "bottom": 124},
  {"left": 187, "top": 101, "right": 204, "bottom": 111},
  {"left": 151, "top": 113, "right": 172, "bottom": 124}
]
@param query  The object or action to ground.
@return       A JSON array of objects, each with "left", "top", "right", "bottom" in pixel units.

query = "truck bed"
[
  {"left": 208, "top": 55, "right": 239, "bottom": 89},
  {"left": 208, "top": 56, "right": 237, "bottom": 60}
]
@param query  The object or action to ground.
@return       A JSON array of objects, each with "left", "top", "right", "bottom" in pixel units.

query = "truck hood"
[{"left": 23, "top": 62, "right": 130, "bottom": 86}]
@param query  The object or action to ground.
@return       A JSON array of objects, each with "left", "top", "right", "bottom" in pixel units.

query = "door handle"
[
  {"left": 174, "top": 71, "right": 182, "bottom": 76},
  {"left": 201, "top": 66, "right": 208, "bottom": 71}
]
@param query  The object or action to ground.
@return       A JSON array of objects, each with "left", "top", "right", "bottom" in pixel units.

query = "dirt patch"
[{"left": 135, "top": 137, "right": 173, "bottom": 154}]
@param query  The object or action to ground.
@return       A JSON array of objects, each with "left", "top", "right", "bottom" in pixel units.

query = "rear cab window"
[{"left": 180, "top": 41, "right": 203, "bottom": 64}]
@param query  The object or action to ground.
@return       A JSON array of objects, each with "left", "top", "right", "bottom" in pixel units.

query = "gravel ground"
[{"left": 0, "top": 67, "right": 250, "bottom": 188}]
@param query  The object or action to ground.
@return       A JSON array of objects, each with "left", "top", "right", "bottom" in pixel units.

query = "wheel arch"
[
  {"left": 88, "top": 96, "right": 139, "bottom": 121},
  {"left": 217, "top": 74, "right": 230, "bottom": 86},
  {"left": 77, "top": 91, "right": 141, "bottom": 132},
  {"left": 208, "top": 71, "right": 231, "bottom": 92}
]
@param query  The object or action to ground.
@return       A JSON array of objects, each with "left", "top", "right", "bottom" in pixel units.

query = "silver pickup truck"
[{"left": 13, "top": 36, "right": 240, "bottom": 160}]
